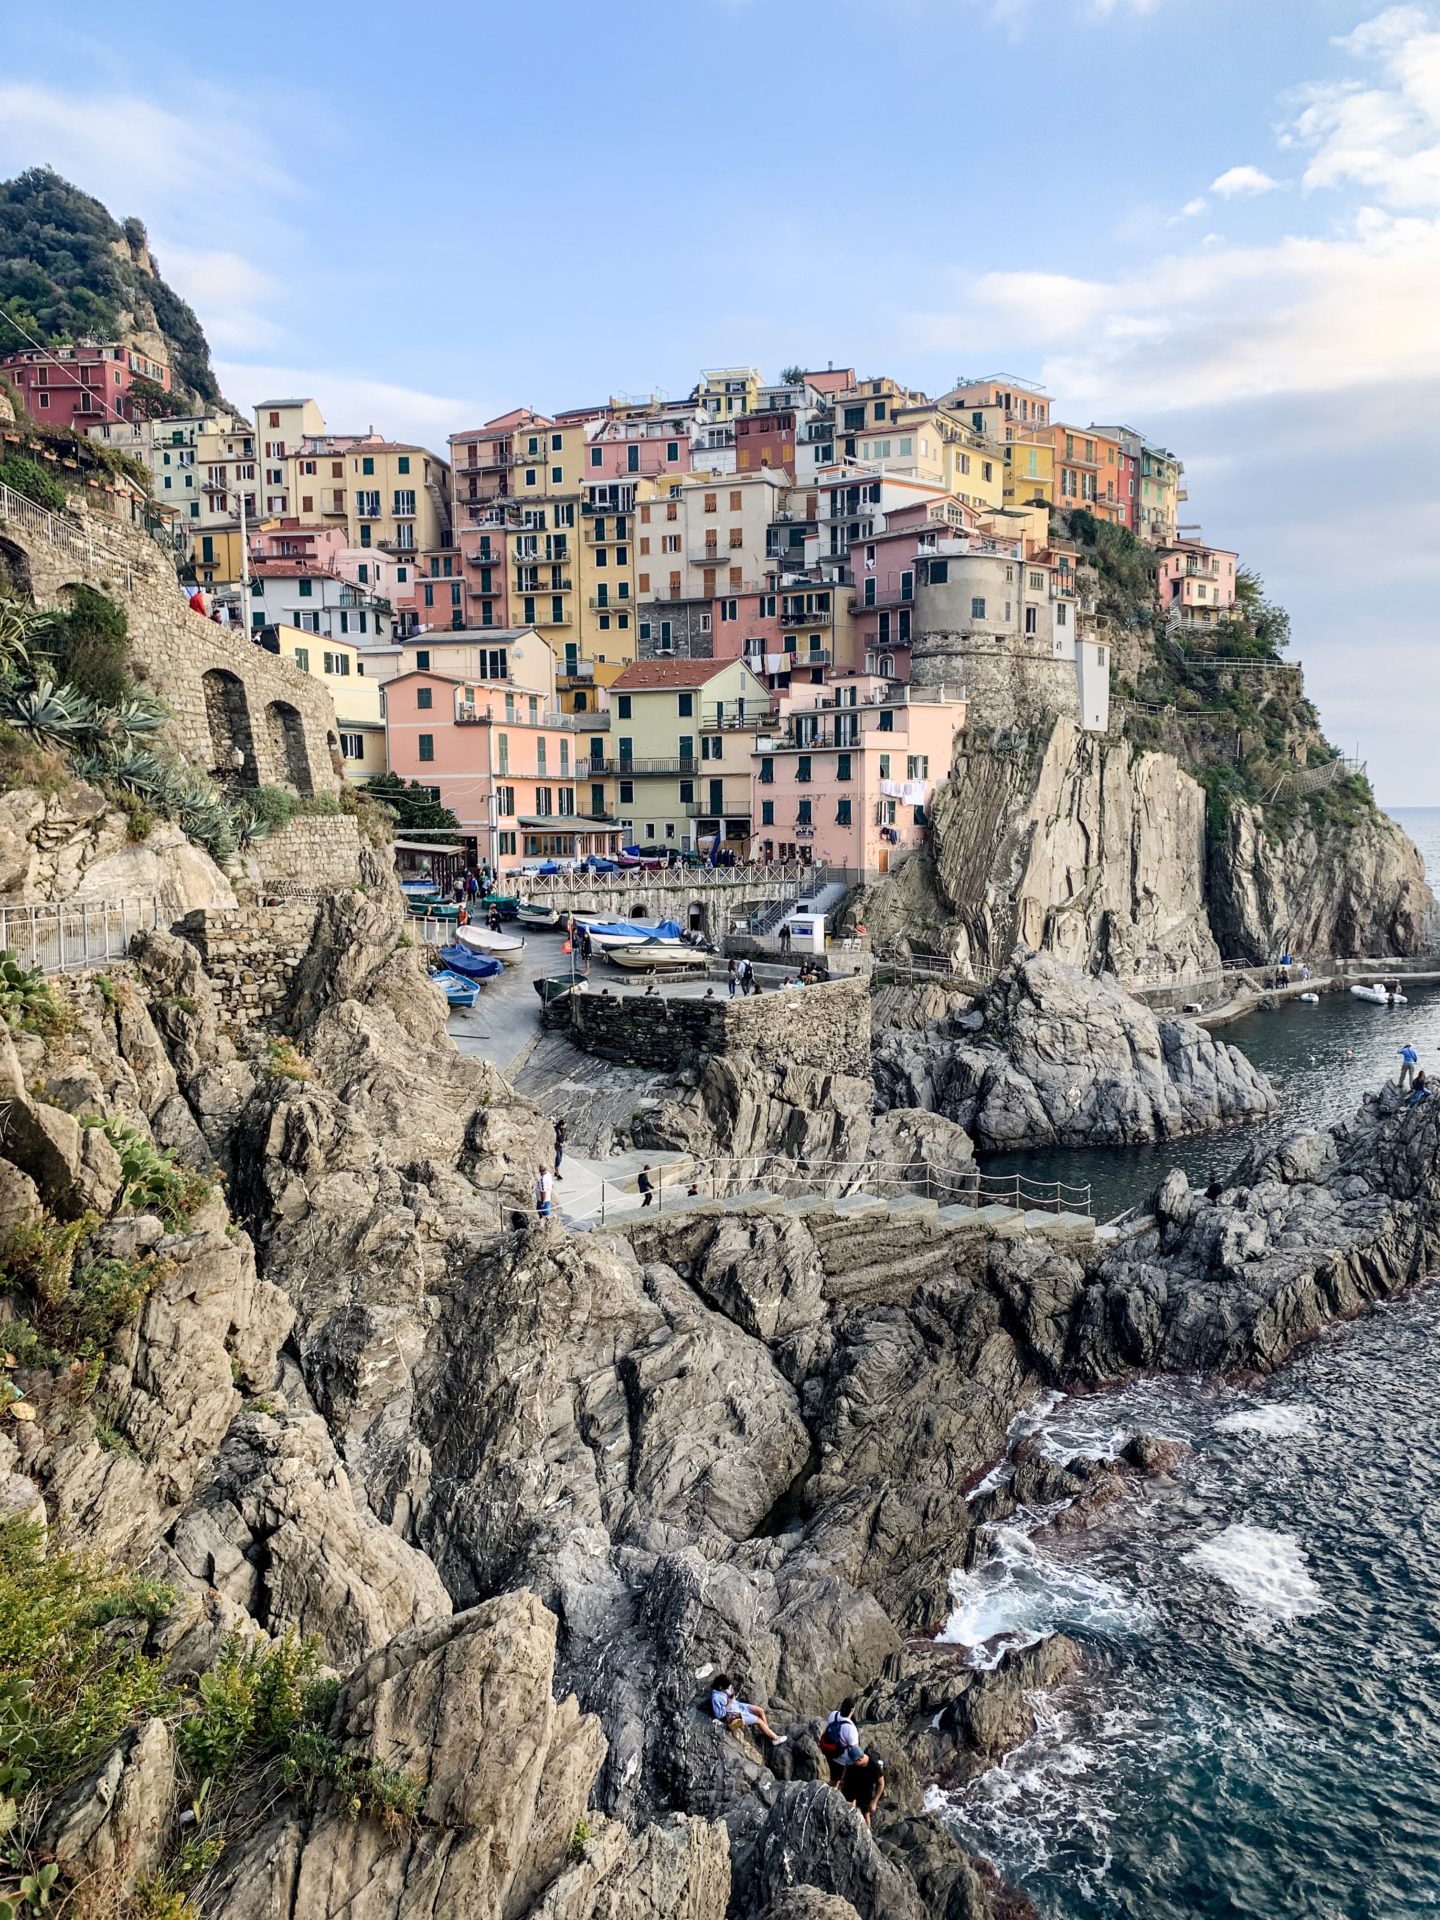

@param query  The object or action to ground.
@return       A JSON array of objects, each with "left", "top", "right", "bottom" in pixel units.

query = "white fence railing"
[{"left": 1, "top": 897, "right": 161, "bottom": 974}]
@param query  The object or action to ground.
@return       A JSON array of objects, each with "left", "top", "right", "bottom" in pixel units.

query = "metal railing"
[
  {"left": 515, "top": 860, "right": 825, "bottom": 893},
  {"left": 592, "top": 1152, "right": 1089, "bottom": 1224},
  {"left": 2, "top": 897, "right": 162, "bottom": 974},
  {"left": 0, "top": 478, "right": 97, "bottom": 568}
]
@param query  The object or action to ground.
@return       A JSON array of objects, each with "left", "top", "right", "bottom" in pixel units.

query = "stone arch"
[
  {"left": 202, "top": 668, "right": 258, "bottom": 786},
  {"left": 266, "top": 699, "right": 313, "bottom": 794},
  {"left": 0, "top": 537, "right": 33, "bottom": 603},
  {"left": 629, "top": 900, "right": 650, "bottom": 921},
  {"left": 687, "top": 899, "right": 709, "bottom": 935}
]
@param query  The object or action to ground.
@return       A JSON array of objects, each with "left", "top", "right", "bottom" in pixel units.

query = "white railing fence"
[{"left": 1, "top": 897, "right": 161, "bottom": 974}]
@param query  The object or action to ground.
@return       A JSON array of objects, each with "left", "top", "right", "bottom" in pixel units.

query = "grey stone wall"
[
  {"left": 562, "top": 975, "right": 869, "bottom": 1073},
  {"left": 174, "top": 902, "right": 320, "bottom": 1027},
  {"left": 3, "top": 504, "right": 344, "bottom": 796},
  {"left": 249, "top": 816, "right": 363, "bottom": 892},
  {"left": 637, "top": 600, "right": 713, "bottom": 661}
]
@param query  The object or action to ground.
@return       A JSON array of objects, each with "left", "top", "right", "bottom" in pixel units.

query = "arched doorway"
[
  {"left": 687, "top": 900, "right": 708, "bottom": 935},
  {"left": 629, "top": 900, "right": 650, "bottom": 921},
  {"left": 266, "top": 700, "right": 313, "bottom": 794},
  {"left": 202, "top": 669, "right": 258, "bottom": 786},
  {"left": 0, "top": 537, "right": 33, "bottom": 603}
]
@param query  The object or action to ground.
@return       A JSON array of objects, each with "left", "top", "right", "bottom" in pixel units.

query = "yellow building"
[
  {"left": 193, "top": 525, "right": 247, "bottom": 591},
  {"left": 609, "top": 656, "right": 769, "bottom": 851},
  {"left": 343, "top": 441, "right": 450, "bottom": 556},
  {"left": 697, "top": 368, "right": 761, "bottom": 419},
  {"left": 268, "top": 624, "right": 386, "bottom": 783},
  {"left": 1003, "top": 433, "right": 1056, "bottom": 509}
]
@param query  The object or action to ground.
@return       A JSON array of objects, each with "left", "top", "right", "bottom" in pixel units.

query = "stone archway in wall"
[
  {"left": 202, "top": 668, "right": 259, "bottom": 787},
  {"left": 0, "top": 537, "right": 33, "bottom": 603},
  {"left": 266, "top": 700, "right": 313, "bottom": 794},
  {"left": 687, "top": 900, "right": 709, "bottom": 936}
]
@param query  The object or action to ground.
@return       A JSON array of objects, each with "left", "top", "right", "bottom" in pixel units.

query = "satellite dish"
[{"left": 513, "top": 645, "right": 525, "bottom": 660}]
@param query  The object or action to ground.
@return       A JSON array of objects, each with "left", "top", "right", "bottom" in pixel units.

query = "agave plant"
[
  {"left": 100, "top": 692, "right": 169, "bottom": 747},
  {"left": 98, "top": 746, "right": 175, "bottom": 802},
  {"left": 231, "top": 797, "right": 274, "bottom": 847},
  {"left": 0, "top": 600, "right": 36, "bottom": 683},
  {"left": 0, "top": 677, "right": 102, "bottom": 749}
]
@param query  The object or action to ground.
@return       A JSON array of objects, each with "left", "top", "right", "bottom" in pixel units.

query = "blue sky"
[{"left": 2, "top": 0, "right": 1438, "bottom": 799}]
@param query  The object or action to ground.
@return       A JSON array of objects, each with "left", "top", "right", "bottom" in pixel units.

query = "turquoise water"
[
  {"left": 980, "top": 807, "right": 1440, "bottom": 1219},
  {"left": 939, "top": 807, "right": 1440, "bottom": 1916}
]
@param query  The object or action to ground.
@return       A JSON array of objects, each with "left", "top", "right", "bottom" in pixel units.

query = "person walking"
[
  {"left": 535, "top": 1164, "right": 553, "bottom": 1219},
  {"left": 1398, "top": 1043, "right": 1419, "bottom": 1092},
  {"left": 779, "top": 920, "right": 792, "bottom": 957},
  {"left": 553, "top": 1119, "right": 567, "bottom": 1181},
  {"left": 580, "top": 928, "right": 593, "bottom": 974},
  {"left": 638, "top": 1165, "right": 654, "bottom": 1209},
  {"left": 727, "top": 959, "right": 738, "bottom": 999}
]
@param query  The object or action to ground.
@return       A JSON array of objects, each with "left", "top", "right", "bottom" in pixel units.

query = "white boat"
[
  {"left": 574, "top": 916, "right": 684, "bottom": 952},
  {"left": 516, "top": 901, "right": 561, "bottom": 929},
  {"left": 1300, "top": 992, "right": 1320, "bottom": 1004},
  {"left": 455, "top": 924, "right": 527, "bottom": 959},
  {"left": 1350, "top": 983, "right": 1390, "bottom": 1004},
  {"left": 606, "top": 942, "right": 709, "bottom": 974}
]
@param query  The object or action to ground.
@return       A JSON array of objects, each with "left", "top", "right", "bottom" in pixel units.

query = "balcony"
[
  {"left": 780, "top": 606, "right": 833, "bottom": 626},
  {"left": 615, "top": 756, "right": 699, "bottom": 777},
  {"left": 586, "top": 595, "right": 633, "bottom": 610},
  {"left": 785, "top": 648, "right": 831, "bottom": 667},
  {"left": 702, "top": 703, "right": 777, "bottom": 730},
  {"left": 516, "top": 575, "right": 573, "bottom": 594},
  {"left": 689, "top": 549, "right": 737, "bottom": 567},
  {"left": 465, "top": 549, "right": 503, "bottom": 569}
]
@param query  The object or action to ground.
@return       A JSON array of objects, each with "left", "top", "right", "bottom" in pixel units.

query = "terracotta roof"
[{"left": 610, "top": 658, "right": 733, "bottom": 691}]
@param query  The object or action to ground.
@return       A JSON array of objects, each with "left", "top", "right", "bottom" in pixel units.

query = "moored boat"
[
  {"left": 574, "top": 916, "right": 683, "bottom": 952},
  {"left": 436, "top": 944, "right": 504, "bottom": 980},
  {"left": 1350, "top": 983, "right": 1390, "bottom": 1003},
  {"left": 455, "top": 923, "right": 527, "bottom": 959},
  {"left": 516, "top": 901, "right": 561, "bottom": 929},
  {"left": 431, "top": 968, "right": 481, "bottom": 1008},
  {"left": 606, "top": 941, "right": 709, "bottom": 974}
]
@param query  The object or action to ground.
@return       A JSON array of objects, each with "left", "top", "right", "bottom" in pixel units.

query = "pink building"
[
  {"left": 382, "top": 669, "right": 620, "bottom": 868},
  {"left": 752, "top": 675, "right": 966, "bottom": 876},
  {"left": 1156, "top": 538, "right": 1239, "bottom": 627},
  {"left": 2, "top": 343, "right": 172, "bottom": 432},
  {"left": 848, "top": 499, "right": 987, "bottom": 681},
  {"left": 584, "top": 412, "right": 698, "bottom": 482},
  {"left": 450, "top": 410, "right": 550, "bottom": 523}
]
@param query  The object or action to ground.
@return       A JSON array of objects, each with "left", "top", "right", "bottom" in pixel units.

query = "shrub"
[
  {"left": 0, "top": 951, "right": 71, "bottom": 1038},
  {"left": 45, "top": 588, "right": 133, "bottom": 708},
  {"left": 0, "top": 454, "right": 67, "bottom": 516},
  {"left": 0, "top": 723, "right": 66, "bottom": 799},
  {"left": 93, "top": 1119, "right": 214, "bottom": 1227},
  {"left": 239, "top": 785, "right": 296, "bottom": 834},
  {"left": 262, "top": 1039, "right": 313, "bottom": 1084},
  {"left": 1, "top": 1210, "right": 165, "bottom": 1373}
]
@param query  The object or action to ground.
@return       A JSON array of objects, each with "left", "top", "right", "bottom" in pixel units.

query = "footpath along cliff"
[{"left": 4, "top": 843, "right": 1440, "bottom": 1920}]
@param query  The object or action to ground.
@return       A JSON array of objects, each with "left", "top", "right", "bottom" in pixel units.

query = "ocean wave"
[
  {"left": 1216, "top": 1404, "right": 1321, "bottom": 1439},
  {"left": 1183, "top": 1523, "right": 1325, "bottom": 1624},
  {"left": 941, "top": 1525, "right": 1153, "bottom": 1662}
]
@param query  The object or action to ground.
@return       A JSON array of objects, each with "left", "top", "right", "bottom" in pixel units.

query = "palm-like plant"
[
  {"left": 0, "top": 678, "right": 102, "bottom": 749},
  {"left": 100, "top": 693, "right": 169, "bottom": 747}
]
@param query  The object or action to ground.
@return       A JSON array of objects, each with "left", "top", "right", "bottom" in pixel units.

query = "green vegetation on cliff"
[{"left": 0, "top": 168, "right": 220, "bottom": 406}]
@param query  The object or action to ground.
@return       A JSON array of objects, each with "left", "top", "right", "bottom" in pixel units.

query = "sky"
[{"left": 1, "top": 0, "right": 1438, "bottom": 799}]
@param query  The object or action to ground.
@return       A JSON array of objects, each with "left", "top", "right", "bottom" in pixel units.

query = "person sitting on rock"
[
  {"left": 1407, "top": 1071, "right": 1431, "bottom": 1108},
  {"left": 839, "top": 1751, "right": 885, "bottom": 1827},
  {"left": 709, "top": 1675, "right": 786, "bottom": 1746},
  {"left": 818, "top": 1698, "right": 866, "bottom": 1780}
]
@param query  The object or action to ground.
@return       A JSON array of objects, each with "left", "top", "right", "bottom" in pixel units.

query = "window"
[
  {"left": 552, "top": 467, "right": 563, "bottom": 485},
  {"left": 666, "top": 441, "right": 679, "bottom": 462},
  {"left": 906, "top": 755, "right": 929, "bottom": 779},
  {"left": 678, "top": 692, "right": 693, "bottom": 717},
  {"left": 1024, "top": 605, "right": 1038, "bottom": 635},
  {"left": 362, "top": 456, "right": 374, "bottom": 475},
  {"left": 536, "top": 738, "right": 547, "bottom": 776},
  {"left": 878, "top": 710, "right": 894, "bottom": 732},
  {"left": 497, "top": 734, "right": 510, "bottom": 772},
  {"left": 339, "top": 731, "right": 364, "bottom": 760},
  {"left": 323, "top": 651, "right": 351, "bottom": 677},
  {"left": 590, "top": 784, "right": 605, "bottom": 815},
  {"left": 294, "top": 646, "right": 310, "bottom": 671},
  {"left": 759, "top": 756, "right": 774, "bottom": 784},
  {"left": 970, "top": 597, "right": 986, "bottom": 621},
  {"left": 619, "top": 780, "right": 635, "bottom": 804},
  {"left": 761, "top": 799, "right": 774, "bottom": 827},
  {"left": 837, "top": 752, "right": 852, "bottom": 782},
  {"left": 535, "top": 787, "right": 553, "bottom": 816},
  {"left": 836, "top": 798, "right": 852, "bottom": 827},
  {"left": 1056, "top": 601, "right": 1068, "bottom": 627},
  {"left": 496, "top": 785, "right": 515, "bottom": 815},
  {"left": 416, "top": 686, "right": 432, "bottom": 709},
  {"left": 678, "top": 735, "right": 694, "bottom": 765},
  {"left": 499, "top": 831, "right": 517, "bottom": 857},
  {"left": 796, "top": 755, "right": 812, "bottom": 783},
  {"left": 418, "top": 734, "right": 434, "bottom": 762},
  {"left": 797, "top": 798, "right": 812, "bottom": 826},
  {"left": 617, "top": 694, "right": 632, "bottom": 719},
  {"left": 679, "top": 779, "right": 694, "bottom": 804},
  {"left": 416, "top": 649, "right": 431, "bottom": 670},
  {"left": 878, "top": 753, "right": 890, "bottom": 779}
]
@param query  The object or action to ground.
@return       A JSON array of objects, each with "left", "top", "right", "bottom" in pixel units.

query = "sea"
[{"left": 935, "top": 807, "right": 1440, "bottom": 1918}]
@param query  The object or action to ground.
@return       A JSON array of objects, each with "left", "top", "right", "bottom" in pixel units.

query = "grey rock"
[{"left": 40, "top": 1717, "right": 175, "bottom": 1887}]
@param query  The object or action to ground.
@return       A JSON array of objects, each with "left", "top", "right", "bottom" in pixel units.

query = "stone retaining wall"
[
  {"left": 2, "top": 503, "right": 343, "bottom": 797},
  {"left": 174, "top": 902, "right": 320, "bottom": 1027},
  {"left": 248, "top": 816, "right": 363, "bottom": 892},
  {"left": 562, "top": 975, "right": 870, "bottom": 1074}
]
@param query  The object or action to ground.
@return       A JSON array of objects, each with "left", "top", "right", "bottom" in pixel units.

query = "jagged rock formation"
[
  {"left": 0, "top": 777, "right": 236, "bottom": 915},
  {"left": 1209, "top": 799, "right": 1433, "bottom": 963},
  {"left": 873, "top": 951, "right": 1275, "bottom": 1149},
  {"left": 860, "top": 718, "right": 1221, "bottom": 981}
]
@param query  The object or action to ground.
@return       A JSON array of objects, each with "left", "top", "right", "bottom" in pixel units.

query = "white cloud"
[
  {"left": 149, "top": 243, "right": 286, "bottom": 353},
  {"left": 1286, "top": 3, "right": 1440, "bottom": 206},
  {"left": 214, "top": 361, "right": 478, "bottom": 449},
  {"left": 1169, "top": 195, "right": 1209, "bottom": 222},
  {"left": 1210, "top": 164, "right": 1282, "bottom": 196}
]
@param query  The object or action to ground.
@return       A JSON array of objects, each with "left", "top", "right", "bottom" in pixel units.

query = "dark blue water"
[
  {"left": 939, "top": 1291, "right": 1440, "bottom": 1917},
  {"left": 936, "top": 808, "right": 1440, "bottom": 1916}
]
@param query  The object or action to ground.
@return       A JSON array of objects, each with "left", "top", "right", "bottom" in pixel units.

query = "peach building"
[
  {"left": 752, "top": 675, "right": 966, "bottom": 876},
  {"left": 1156, "top": 538, "right": 1239, "bottom": 626}
]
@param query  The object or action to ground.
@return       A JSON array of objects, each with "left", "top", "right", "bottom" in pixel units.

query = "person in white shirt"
[{"left": 535, "top": 1164, "right": 553, "bottom": 1218}]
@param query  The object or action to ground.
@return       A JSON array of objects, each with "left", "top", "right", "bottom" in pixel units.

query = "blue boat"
[
  {"left": 436, "top": 944, "right": 504, "bottom": 981},
  {"left": 432, "top": 968, "right": 481, "bottom": 1008}
]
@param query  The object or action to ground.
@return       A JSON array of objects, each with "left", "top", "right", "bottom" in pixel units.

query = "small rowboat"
[
  {"left": 407, "top": 898, "right": 461, "bottom": 920},
  {"left": 575, "top": 916, "right": 683, "bottom": 952},
  {"left": 516, "top": 901, "right": 561, "bottom": 929},
  {"left": 455, "top": 924, "right": 527, "bottom": 959},
  {"left": 1350, "top": 982, "right": 1404, "bottom": 1003},
  {"left": 436, "top": 944, "right": 504, "bottom": 980},
  {"left": 606, "top": 942, "right": 709, "bottom": 974},
  {"left": 400, "top": 879, "right": 441, "bottom": 899},
  {"left": 432, "top": 968, "right": 481, "bottom": 1008}
]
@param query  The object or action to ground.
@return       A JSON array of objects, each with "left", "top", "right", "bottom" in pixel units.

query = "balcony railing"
[
  {"left": 780, "top": 607, "right": 833, "bottom": 625},
  {"left": 615, "top": 756, "right": 699, "bottom": 776},
  {"left": 586, "top": 595, "right": 633, "bottom": 610},
  {"left": 516, "top": 575, "right": 573, "bottom": 593}
]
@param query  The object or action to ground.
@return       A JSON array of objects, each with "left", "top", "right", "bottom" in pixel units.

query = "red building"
[
  {"left": 735, "top": 409, "right": 796, "bottom": 475},
  {"left": 1, "top": 343, "right": 172, "bottom": 431}
]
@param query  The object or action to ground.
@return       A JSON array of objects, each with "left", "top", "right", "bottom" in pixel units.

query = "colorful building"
[
  {"left": 608, "top": 656, "right": 769, "bottom": 851},
  {"left": 2, "top": 342, "right": 172, "bottom": 431},
  {"left": 263, "top": 624, "right": 386, "bottom": 783},
  {"left": 753, "top": 676, "right": 967, "bottom": 876},
  {"left": 1156, "top": 538, "right": 1239, "bottom": 627},
  {"left": 1090, "top": 425, "right": 1185, "bottom": 543}
]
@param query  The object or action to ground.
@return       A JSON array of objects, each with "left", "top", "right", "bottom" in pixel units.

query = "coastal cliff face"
[
  {"left": 1209, "top": 798, "right": 1434, "bottom": 962},
  {"left": 860, "top": 717, "right": 1221, "bottom": 981}
]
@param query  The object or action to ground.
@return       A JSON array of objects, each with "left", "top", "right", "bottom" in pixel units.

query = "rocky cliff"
[
  {"left": 874, "top": 952, "right": 1275, "bottom": 1149},
  {"left": 860, "top": 717, "right": 1221, "bottom": 982}
]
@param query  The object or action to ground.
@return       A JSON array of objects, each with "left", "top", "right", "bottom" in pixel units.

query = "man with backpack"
[{"left": 818, "top": 1697, "right": 865, "bottom": 1782}]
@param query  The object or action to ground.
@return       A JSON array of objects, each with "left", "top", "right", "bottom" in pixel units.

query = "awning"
[
  {"left": 392, "top": 839, "right": 467, "bottom": 854},
  {"left": 516, "top": 817, "right": 626, "bottom": 835}
]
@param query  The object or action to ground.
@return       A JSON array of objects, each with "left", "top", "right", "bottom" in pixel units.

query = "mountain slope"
[{"left": 0, "top": 165, "right": 220, "bottom": 405}]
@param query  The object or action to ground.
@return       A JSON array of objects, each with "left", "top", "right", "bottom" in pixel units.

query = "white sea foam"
[
  {"left": 1183, "top": 1524, "right": 1324, "bottom": 1623},
  {"left": 1216, "top": 1404, "right": 1320, "bottom": 1439},
  {"left": 940, "top": 1526, "right": 1152, "bottom": 1662}
]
